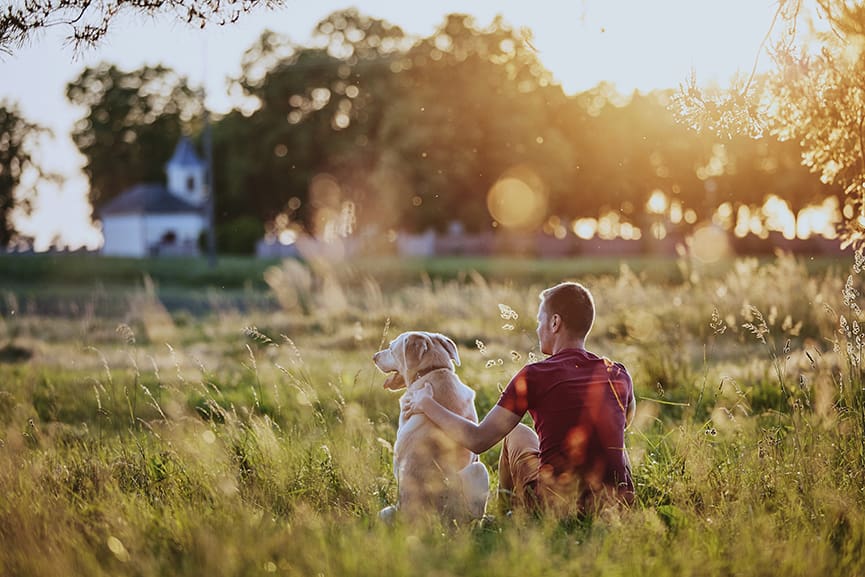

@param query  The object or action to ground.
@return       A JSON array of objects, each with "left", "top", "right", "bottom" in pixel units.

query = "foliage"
[
  {"left": 214, "top": 11, "right": 407, "bottom": 231},
  {"left": 0, "top": 0, "right": 282, "bottom": 53},
  {"left": 59, "top": 8, "right": 843, "bottom": 240},
  {"left": 66, "top": 64, "right": 202, "bottom": 211},
  {"left": 214, "top": 216, "right": 265, "bottom": 255},
  {"left": 0, "top": 103, "right": 46, "bottom": 247},
  {"left": 213, "top": 10, "right": 838, "bottom": 237},
  {"left": 765, "top": 0, "right": 865, "bottom": 246},
  {"left": 673, "top": 0, "right": 864, "bottom": 245}
]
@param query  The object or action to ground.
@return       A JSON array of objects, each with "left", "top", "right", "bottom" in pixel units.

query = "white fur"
[{"left": 373, "top": 331, "right": 489, "bottom": 522}]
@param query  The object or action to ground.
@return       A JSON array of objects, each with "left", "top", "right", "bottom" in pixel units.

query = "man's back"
[{"left": 497, "top": 347, "right": 634, "bottom": 507}]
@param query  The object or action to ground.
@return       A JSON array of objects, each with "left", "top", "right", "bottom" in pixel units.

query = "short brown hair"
[{"left": 540, "top": 281, "right": 595, "bottom": 339}]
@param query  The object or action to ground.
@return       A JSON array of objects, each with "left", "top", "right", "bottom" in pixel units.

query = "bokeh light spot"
[
  {"left": 486, "top": 166, "right": 547, "bottom": 231},
  {"left": 688, "top": 224, "right": 730, "bottom": 263},
  {"left": 646, "top": 190, "right": 668, "bottom": 214}
]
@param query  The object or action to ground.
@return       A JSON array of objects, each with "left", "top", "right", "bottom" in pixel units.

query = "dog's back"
[
  {"left": 373, "top": 331, "right": 489, "bottom": 521},
  {"left": 395, "top": 370, "right": 484, "bottom": 519}
]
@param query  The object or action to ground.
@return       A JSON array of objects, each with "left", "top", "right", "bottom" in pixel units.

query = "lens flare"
[
  {"left": 687, "top": 224, "right": 730, "bottom": 263},
  {"left": 572, "top": 218, "right": 597, "bottom": 239},
  {"left": 646, "top": 190, "right": 668, "bottom": 214},
  {"left": 486, "top": 165, "right": 548, "bottom": 231}
]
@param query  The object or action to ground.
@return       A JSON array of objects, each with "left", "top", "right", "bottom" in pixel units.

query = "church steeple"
[{"left": 165, "top": 137, "right": 206, "bottom": 206}]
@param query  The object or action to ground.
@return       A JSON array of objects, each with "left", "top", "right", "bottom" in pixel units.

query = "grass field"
[{"left": 1, "top": 252, "right": 864, "bottom": 576}]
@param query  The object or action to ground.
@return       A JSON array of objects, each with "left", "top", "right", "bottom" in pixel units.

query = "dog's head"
[{"left": 373, "top": 331, "right": 461, "bottom": 390}]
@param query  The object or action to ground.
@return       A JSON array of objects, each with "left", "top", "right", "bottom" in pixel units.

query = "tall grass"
[{"left": 0, "top": 251, "right": 863, "bottom": 576}]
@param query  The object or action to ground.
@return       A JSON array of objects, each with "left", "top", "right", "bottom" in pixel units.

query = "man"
[{"left": 404, "top": 281, "right": 636, "bottom": 515}]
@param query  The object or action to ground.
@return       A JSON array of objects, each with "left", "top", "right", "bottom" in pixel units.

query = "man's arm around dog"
[{"left": 404, "top": 383, "right": 521, "bottom": 454}]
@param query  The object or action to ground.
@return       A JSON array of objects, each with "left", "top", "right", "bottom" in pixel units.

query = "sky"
[{"left": 0, "top": 0, "right": 779, "bottom": 250}]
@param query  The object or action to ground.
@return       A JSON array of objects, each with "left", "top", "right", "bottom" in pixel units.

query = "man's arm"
[
  {"left": 626, "top": 383, "right": 637, "bottom": 428},
  {"left": 405, "top": 383, "right": 521, "bottom": 454}
]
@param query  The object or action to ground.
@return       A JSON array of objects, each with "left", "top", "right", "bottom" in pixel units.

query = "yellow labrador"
[{"left": 373, "top": 331, "right": 489, "bottom": 522}]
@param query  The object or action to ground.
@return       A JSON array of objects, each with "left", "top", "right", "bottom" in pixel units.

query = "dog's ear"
[
  {"left": 404, "top": 333, "right": 429, "bottom": 367},
  {"left": 432, "top": 333, "right": 460, "bottom": 366}
]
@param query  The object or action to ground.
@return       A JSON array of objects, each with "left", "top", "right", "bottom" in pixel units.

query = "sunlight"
[
  {"left": 646, "top": 190, "right": 668, "bottom": 214},
  {"left": 278, "top": 228, "right": 298, "bottom": 245},
  {"left": 597, "top": 212, "right": 618, "bottom": 240},
  {"left": 669, "top": 200, "right": 683, "bottom": 224},
  {"left": 543, "top": 216, "right": 568, "bottom": 239},
  {"left": 538, "top": 0, "right": 779, "bottom": 95},
  {"left": 592, "top": 211, "right": 642, "bottom": 241},
  {"left": 796, "top": 197, "right": 840, "bottom": 239},
  {"left": 762, "top": 195, "right": 796, "bottom": 240},
  {"left": 620, "top": 222, "right": 641, "bottom": 241},
  {"left": 713, "top": 202, "right": 734, "bottom": 230},
  {"left": 572, "top": 218, "right": 597, "bottom": 240},
  {"left": 3, "top": 0, "right": 788, "bottom": 250},
  {"left": 309, "top": 173, "right": 351, "bottom": 242},
  {"left": 688, "top": 223, "right": 730, "bottom": 263},
  {"left": 728, "top": 196, "right": 841, "bottom": 240},
  {"left": 650, "top": 221, "right": 667, "bottom": 240},
  {"left": 684, "top": 209, "right": 697, "bottom": 225},
  {"left": 734, "top": 205, "right": 751, "bottom": 238},
  {"left": 486, "top": 165, "right": 548, "bottom": 231}
]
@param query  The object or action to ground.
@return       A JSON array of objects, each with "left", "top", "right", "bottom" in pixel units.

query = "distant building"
[{"left": 99, "top": 137, "right": 207, "bottom": 257}]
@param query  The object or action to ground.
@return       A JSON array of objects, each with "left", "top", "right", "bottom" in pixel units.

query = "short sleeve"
[
  {"left": 497, "top": 366, "right": 532, "bottom": 417},
  {"left": 611, "top": 361, "right": 633, "bottom": 413}
]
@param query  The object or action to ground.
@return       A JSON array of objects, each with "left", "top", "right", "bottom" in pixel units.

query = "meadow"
[{"left": 1, "top": 251, "right": 864, "bottom": 576}]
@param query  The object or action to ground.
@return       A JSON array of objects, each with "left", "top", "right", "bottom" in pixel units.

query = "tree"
[
  {"left": 66, "top": 64, "right": 202, "bottom": 212},
  {"left": 765, "top": 0, "right": 865, "bottom": 245},
  {"left": 377, "top": 13, "right": 568, "bottom": 232},
  {"left": 216, "top": 12, "right": 407, "bottom": 234},
  {"left": 207, "top": 7, "right": 839, "bottom": 242},
  {"left": 0, "top": 0, "right": 282, "bottom": 53},
  {"left": 0, "top": 104, "right": 46, "bottom": 248},
  {"left": 673, "top": 0, "right": 864, "bottom": 246}
]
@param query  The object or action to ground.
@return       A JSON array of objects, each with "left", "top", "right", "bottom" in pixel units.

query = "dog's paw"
[{"left": 459, "top": 462, "right": 490, "bottom": 519}]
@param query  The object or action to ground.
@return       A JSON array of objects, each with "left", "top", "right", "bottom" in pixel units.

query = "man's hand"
[
  {"left": 403, "top": 382, "right": 520, "bottom": 454},
  {"left": 403, "top": 382, "right": 433, "bottom": 417}
]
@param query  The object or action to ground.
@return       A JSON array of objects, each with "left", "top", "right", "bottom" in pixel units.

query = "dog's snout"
[{"left": 373, "top": 350, "right": 383, "bottom": 362}]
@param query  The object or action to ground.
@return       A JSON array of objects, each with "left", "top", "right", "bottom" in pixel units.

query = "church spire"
[{"left": 165, "top": 136, "right": 207, "bottom": 206}]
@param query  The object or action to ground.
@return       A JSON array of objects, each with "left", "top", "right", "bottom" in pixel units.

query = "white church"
[{"left": 99, "top": 137, "right": 208, "bottom": 257}]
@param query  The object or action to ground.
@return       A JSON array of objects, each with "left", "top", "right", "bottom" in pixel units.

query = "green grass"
[
  {"left": 0, "top": 251, "right": 851, "bottom": 289},
  {"left": 1, "top": 251, "right": 864, "bottom": 576}
]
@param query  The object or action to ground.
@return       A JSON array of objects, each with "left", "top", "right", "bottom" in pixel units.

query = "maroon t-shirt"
[{"left": 497, "top": 347, "right": 634, "bottom": 504}]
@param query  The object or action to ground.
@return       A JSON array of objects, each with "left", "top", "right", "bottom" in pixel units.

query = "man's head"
[{"left": 536, "top": 282, "right": 595, "bottom": 355}]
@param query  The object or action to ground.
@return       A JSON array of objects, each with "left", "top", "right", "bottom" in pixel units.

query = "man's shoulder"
[
  {"left": 520, "top": 350, "right": 630, "bottom": 378},
  {"left": 601, "top": 356, "right": 630, "bottom": 373},
  {"left": 596, "top": 354, "right": 630, "bottom": 372}
]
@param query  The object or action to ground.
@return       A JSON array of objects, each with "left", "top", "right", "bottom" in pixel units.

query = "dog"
[{"left": 373, "top": 331, "right": 489, "bottom": 523}]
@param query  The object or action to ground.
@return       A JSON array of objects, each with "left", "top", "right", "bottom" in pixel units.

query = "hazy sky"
[{"left": 0, "top": 0, "right": 778, "bottom": 250}]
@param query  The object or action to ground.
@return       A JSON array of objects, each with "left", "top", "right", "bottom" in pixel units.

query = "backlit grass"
[{"left": 0, "top": 252, "right": 863, "bottom": 576}]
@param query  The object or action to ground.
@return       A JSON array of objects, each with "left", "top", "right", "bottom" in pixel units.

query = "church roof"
[
  {"left": 99, "top": 183, "right": 204, "bottom": 216},
  {"left": 166, "top": 136, "right": 204, "bottom": 168}
]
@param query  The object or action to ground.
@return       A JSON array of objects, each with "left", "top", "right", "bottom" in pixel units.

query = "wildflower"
[
  {"left": 476, "top": 339, "right": 487, "bottom": 355},
  {"left": 498, "top": 303, "right": 519, "bottom": 320}
]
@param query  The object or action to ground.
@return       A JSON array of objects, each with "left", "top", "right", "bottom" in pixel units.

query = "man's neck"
[{"left": 550, "top": 337, "right": 586, "bottom": 356}]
